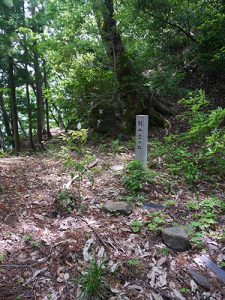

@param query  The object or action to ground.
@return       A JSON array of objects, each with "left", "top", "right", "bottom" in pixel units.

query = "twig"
[
  {"left": 63, "top": 174, "right": 79, "bottom": 189},
  {"left": 77, "top": 213, "right": 110, "bottom": 251}
]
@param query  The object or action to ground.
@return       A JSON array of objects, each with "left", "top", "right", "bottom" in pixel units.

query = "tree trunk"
[
  {"left": 30, "top": 2, "right": 44, "bottom": 150},
  {"left": 25, "top": 83, "right": 36, "bottom": 150},
  {"left": 95, "top": 0, "right": 171, "bottom": 130},
  {"left": 34, "top": 53, "right": 44, "bottom": 150},
  {"left": 18, "top": 118, "right": 28, "bottom": 138},
  {"left": 8, "top": 56, "right": 20, "bottom": 154},
  {"left": 0, "top": 88, "right": 13, "bottom": 142},
  {"left": 22, "top": 1, "right": 35, "bottom": 151},
  {"left": 0, "top": 123, "right": 6, "bottom": 151},
  {"left": 43, "top": 61, "right": 52, "bottom": 138},
  {"left": 52, "top": 103, "right": 65, "bottom": 130}
]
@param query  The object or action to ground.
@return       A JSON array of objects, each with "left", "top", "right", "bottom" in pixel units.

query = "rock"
[
  {"left": 188, "top": 268, "right": 210, "bottom": 290},
  {"left": 162, "top": 226, "right": 192, "bottom": 252},
  {"left": 110, "top": 165, "right": 124, "bottom": 171},
  {"left": 104, "top": 201, "right": 132, "bottom": 215},
  {"left": 143, "top": 202, "right": 164, "bottom": 211}
]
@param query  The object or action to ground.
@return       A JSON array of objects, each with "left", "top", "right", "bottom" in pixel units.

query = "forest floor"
[{"left": 0, "top": 130, "right": 225, "bottom": 300}]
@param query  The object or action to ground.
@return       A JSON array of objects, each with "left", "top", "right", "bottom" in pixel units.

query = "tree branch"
[{"left": 144, "top": 10, "right": 197, "bottom": 43}]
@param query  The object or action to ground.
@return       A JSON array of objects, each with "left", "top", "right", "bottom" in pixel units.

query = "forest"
[{"left": 0, "top": 0, "right": 225, "bottom": 299}]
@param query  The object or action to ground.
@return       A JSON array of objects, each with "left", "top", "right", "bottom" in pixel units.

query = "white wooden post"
[{"left": 135, "top": 115, "right": 148, "bottom": 165}]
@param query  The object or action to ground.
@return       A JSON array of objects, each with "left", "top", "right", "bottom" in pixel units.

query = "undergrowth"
[{"left": 150, "top": 89, "right": 225, "bottom": 184}]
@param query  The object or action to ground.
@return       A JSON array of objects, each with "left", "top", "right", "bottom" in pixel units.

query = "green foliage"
[
  {"left": 219, "top": 261, "right": 225, "bottom": 269},
  {"left": 0, "top": 150, "right": 7, "bottom": 158},
  {"left": 122, "top": 160, "right": 156, "bottom": 194},
  {"left": 61, "top": 129, "right": 88, "bottom": 154},
  {"left": 110, "top": 139, "right": 124, "bottom": 153},
  {"left": 23, "top": 234, "right": 40, "bottom": 248},
  {"left": 160, "top": 247, "right": 169, "bottom": 256},
  {"left": 167, "top": 147, "right": 199, "bottom": 184},
  {"left": 57, "top": 189, "right": 77, "bottom": 213},
  {"left": 130, "top": 220, "right": 142, "bottom": 233},
  {"left": 180, "top": 288, "right": 190, "bottom": 295},
  {"left": 0, "top": 253, "right": 4, "bottom": 264},
  {"left": 127, "top": 259, "right": 140, "bottom": 267},
  {"left": 23, "top": 234, "right": 32, "bottom": 242},
  {"left": 78, "top": 260, "right": 104, "bottom": 300},
  {"left": 187, "top": 197, "right": 224, "bottom": 248},
  {"left": 151, "top": 89, "right": 225, "bottom": 183},
  {"left": 164, "top": 200, "right": 176, "bottom": 207},
  {"left": 145, "top": 212, "right": 166, "bottom": 232}
]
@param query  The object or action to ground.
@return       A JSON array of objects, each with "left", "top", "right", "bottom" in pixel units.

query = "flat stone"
[
  {"left": 162, "top": 226, "right": 192, "bottom": 252},
  {"left": 110, "top": 165, "right": 124, "bottom": 171},
  {"left": 188, "top": 268, "right": 210, "bottom": 290},
  {"left": 104, "top": 201, "right": 132, "bottom": 215},
  {"left": 143, "top": 202, "right": 164, "bottom": 211}
]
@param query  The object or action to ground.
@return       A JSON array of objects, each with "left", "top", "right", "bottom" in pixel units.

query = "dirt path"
[{"left": 0, "top": 149, "right": 224, "bottom": 299}]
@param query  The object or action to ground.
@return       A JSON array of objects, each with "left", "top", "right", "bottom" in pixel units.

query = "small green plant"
[
  {"left": 190, "top": 232, "right": 204, "bottom": 249},
  {"left": 23, "top": 234, "right": 32, "bottom": 242},
  {"left": 57, "top": 189, "right": 77, "bottom": 212},
  {"left": 188, "top": 197, "right": 224, "bottom": 248},
  {"left": 130, "top": 220, "right": 142, "bottom": 233},
  {"left": 127, "top": 259, "right": 140, "bottom": 267},
  {"left": 61, "top": 129, "right": 88, "bottom": 154},
  {"left": 186, "top": 201, "right": 200, "bottom": 211},
  {"left": 164, "top": 200, "right": 176, "bottom": 207},
  {"left": 0, "top": 253, "right": 4, "bottom": 263},
  {"left": 160, "top": 247, "right": 169, "bottom": 256},
  {"left": 125, "top": 138, "right": 135, "bottom": 150},
  {"left": 0, "top": 150, "right": 7, "bottom": 158},
  {"left": 98, "top": 143, "right": 107, "bottom": 153},
  {"left": 122, "top": 160, "right": 156, "bottom": 194},
  {"left": 110, "top": 139, "right": 124, "bottom": 153},
  {"left": 78, "top": 260, "right": 104, "bottom": 300},
  {"left": 31, "top": 241, "right": 40, "bottom": 248},
  {"left": 145, "top": 212, "right": 166, "bottom": 232},
  {"left": 23, "top": 234, "right": 41, "bottom": 249},
  {"left": 219, "top": 261, "right": 225, "bottom": 269},
  {"left": 180, "top": 287, "right": 190, "bottom": 295}
]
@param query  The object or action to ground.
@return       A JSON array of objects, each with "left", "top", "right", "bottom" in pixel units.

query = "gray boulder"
[
  {"left": 104, "top": 201, "right": 132, "bottom": 215},
  {"left": 188, "top": 268, "right": 210, "bottom": 290},
  {"left": 162, "top": 226, "right": 192, "bottom": 252}
]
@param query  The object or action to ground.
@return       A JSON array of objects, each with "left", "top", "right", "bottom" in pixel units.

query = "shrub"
[{"left": 122, "top": 160, "right": 156, "bottom": 194}]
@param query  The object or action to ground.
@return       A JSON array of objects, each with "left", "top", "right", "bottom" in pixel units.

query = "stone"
[
  {"left": 188, "top": 268, "right": 210, "bottom": 290},
  {"left": 162, "top": 226, "right": 192, "bottom": 252},
  {"left": 135, "top": 115, "right": 148, "bottom": 165},
  {"left": 143, "top": 202, "right": 164, "bottom": 211},
  {"left": 104, "top": 201, "right": 132, "bottom": 215},
  {"left": 110, "top": 165, "right": 124, "bottom": 171}
]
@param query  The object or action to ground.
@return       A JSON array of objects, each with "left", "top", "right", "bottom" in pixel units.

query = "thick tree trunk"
[
  {"left": 95, "top": 0, "right": 171, "bottom": 130},
  {"left": 0, "top": 88, "right": 13, "bottom": 142},
  {"left": 8, "top": 56, "right": 20, "bottom": 154},
  {"left": 30, "top": 3, "right": 44, "bottom": 150}
]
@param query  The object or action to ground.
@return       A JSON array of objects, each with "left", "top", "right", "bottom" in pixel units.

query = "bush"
[
  {"left": 151, "top": 89, "right": 225, "bottom": 183},
  {"left": 122, "top": 160, "right": 156, "bottom": 194}
]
